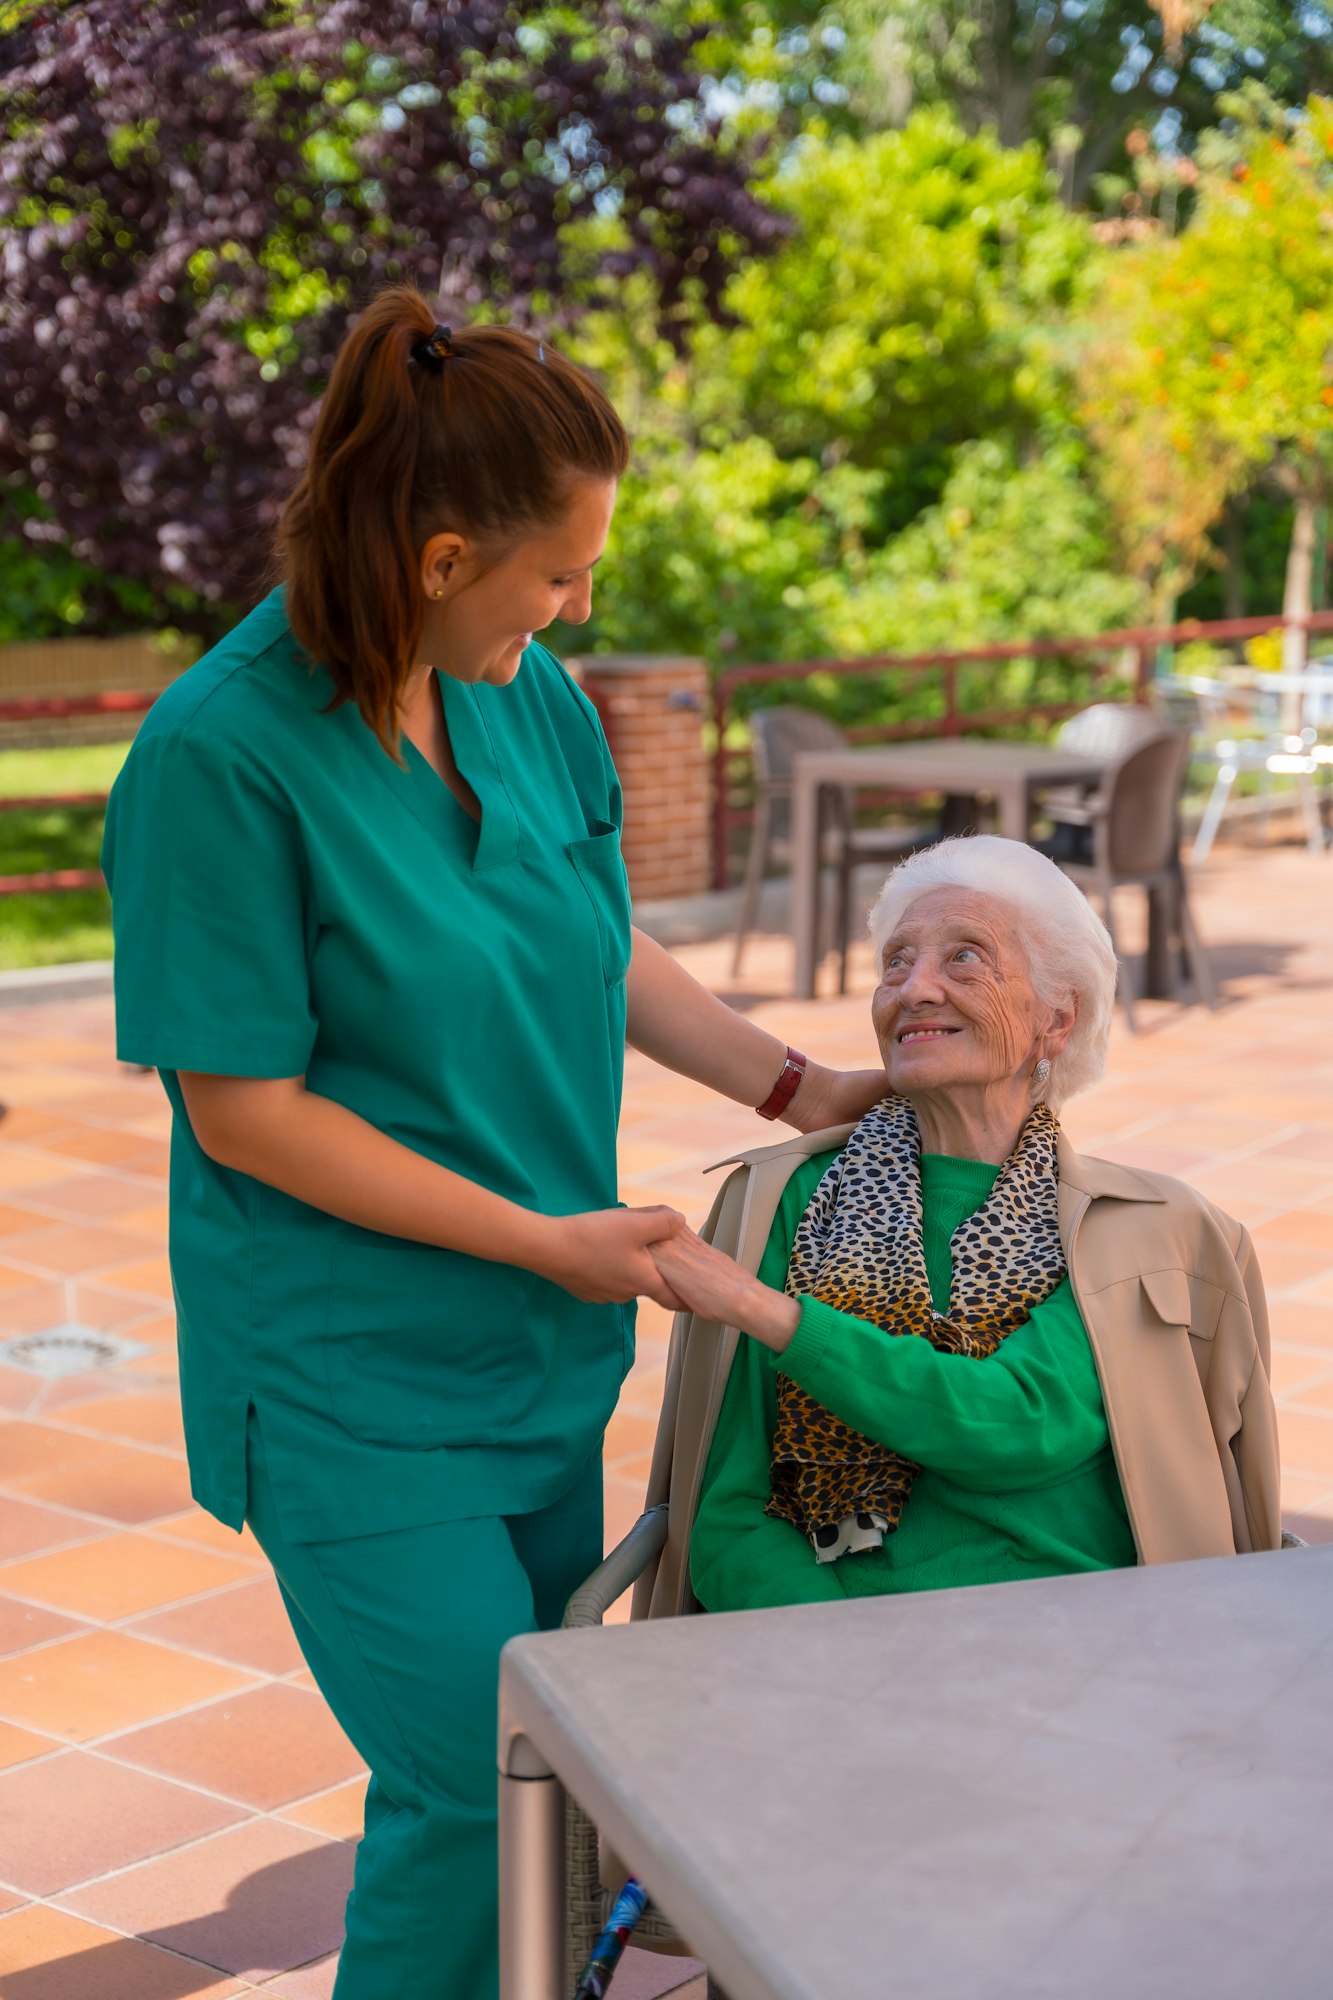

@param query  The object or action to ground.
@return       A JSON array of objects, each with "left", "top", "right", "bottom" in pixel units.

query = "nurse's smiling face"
[{"left": 417, "top": 477, "right": 617, "bottom": 686}]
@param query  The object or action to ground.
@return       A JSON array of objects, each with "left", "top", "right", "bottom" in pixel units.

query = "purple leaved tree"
[{"left": 0, "top": 0, "right": 778, "bottom": 633}]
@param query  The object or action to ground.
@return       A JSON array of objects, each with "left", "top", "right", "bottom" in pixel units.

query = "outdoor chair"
[
  {"left": 731, "top": 705, "right": 937, "bottom": 991},
  {"left": 1039, "top": 702, "right": 1170, "bottom": 864},
  {"left": 1049, "top": 726, "right": 1217, "bottom": 1032},
  {"left": 1154, "top": 676, "right": 1323, "bottom": 865}
]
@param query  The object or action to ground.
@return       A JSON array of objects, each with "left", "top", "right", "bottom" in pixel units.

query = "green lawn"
[{"left": 0, "top": 741, "right": 133, "bottom": 970}]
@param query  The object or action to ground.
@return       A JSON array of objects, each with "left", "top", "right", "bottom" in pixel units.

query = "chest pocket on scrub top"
[{"left": 568, "top": 820, "right": 632, "bottom": 987}]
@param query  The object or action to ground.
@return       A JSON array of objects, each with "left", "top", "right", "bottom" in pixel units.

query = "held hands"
[
  {"left": 648, "top": 1229, "right": 800, "bottom": 1353},
  {"left": 534, "top": 1205, "right": 689, "bottom": 1311}
]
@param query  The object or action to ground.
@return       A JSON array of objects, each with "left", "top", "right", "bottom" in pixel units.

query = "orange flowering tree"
[{"left": 1084, "top": 98, "right": 1333, "bottom": 645}]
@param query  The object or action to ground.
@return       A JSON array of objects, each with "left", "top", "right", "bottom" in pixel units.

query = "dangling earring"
[{"left": 1034, "top": 1057, "right": 1051, "bottom": 1093}]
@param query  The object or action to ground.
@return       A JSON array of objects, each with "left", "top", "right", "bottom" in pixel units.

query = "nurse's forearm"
[
  {"left": 625, "top": 927, "right": 862, "bottom": 1131},
  {"left": 175, "top": 1071, "right": 682, "bottom": 1305}
]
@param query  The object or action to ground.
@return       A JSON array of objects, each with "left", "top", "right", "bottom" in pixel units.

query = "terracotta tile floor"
[{"left": 0, "top": 838, "right": 1331, "bottom": 1997}]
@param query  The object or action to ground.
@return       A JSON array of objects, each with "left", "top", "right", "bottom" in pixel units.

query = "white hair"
[{"left": 866, "top": 835, "right": 1117, "bottom": 1109}]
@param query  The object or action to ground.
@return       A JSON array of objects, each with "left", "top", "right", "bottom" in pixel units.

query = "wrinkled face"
[
  {"left": 871, "top": 887, "right": 1053, "bottom": 1096},
  {"left": 423, "top": 476, "right": 616, "bottom": 686}
]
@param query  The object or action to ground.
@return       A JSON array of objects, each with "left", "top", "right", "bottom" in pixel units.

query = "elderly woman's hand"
[
  {"left": 534, "top": 1205, "right": 688, "bottom": 1311},
  {"left": 650, "top": 1228, "right": 801, "bottom": 1352}
]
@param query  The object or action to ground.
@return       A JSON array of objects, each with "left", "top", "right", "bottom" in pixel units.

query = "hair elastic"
[{"left": 411, "top": 324, "right": 455, "bottom": 369}]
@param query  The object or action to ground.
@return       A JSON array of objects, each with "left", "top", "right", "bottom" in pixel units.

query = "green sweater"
[{"left": 689, "top": 1150, "right": 1137, "bottom": 1612}]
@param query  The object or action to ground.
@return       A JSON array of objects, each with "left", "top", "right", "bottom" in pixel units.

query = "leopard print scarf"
[{"left": 766, "top": 1095, "right": 1065, "bottom": 1563}]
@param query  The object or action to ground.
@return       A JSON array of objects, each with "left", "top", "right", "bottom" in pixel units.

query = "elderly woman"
[{"left": 651, "top": 837, "right": 1280, "bottom": 1612}]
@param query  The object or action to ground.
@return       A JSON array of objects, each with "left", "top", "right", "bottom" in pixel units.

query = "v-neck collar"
[{"left": 359, "top": 672, "right": 521, "bottom": 873}]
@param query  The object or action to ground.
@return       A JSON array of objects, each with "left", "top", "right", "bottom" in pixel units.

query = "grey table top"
[
  {"left": 499, "top": 1549, "right": 1333, "bottom": 2000},
  {"left": 788, "top": 739, "right": 1108, "bottom": 787}
]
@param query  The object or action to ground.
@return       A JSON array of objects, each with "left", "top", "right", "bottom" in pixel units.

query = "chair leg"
[
  {"left": 1101, "top": 885, "right": 1137, "bottom": 1034},
  {"left": 835, "top": 850, "right": 854, "bottom": 996},
  {"left": 1297, "top": 772, "right": 1323, "bottom": 855},
  {"left": 1191, "top": 767, "right": 1232, "bottom": 866},
  {"left": 730, "top": 796, "right": 771, "bottom": 978},
  {"left": 1176, "top": 872, "right": 1219, "bottom": 1009}
]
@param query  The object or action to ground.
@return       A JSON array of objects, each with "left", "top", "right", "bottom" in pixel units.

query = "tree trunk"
[
  {"left": 1281, "top": 490, "right": 1319, "bottom": 730},
  {"left": 1222, "top": 496, "right": 1246, "bottom": 622}
]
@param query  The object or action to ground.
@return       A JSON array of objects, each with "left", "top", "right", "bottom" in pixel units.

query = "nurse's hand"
[
  {"left": 789, "top": 1063, "right": 888, "bottom": 1132},
  {"left": 533, "top": 1205, "right": 689, "bottom": 1311}
]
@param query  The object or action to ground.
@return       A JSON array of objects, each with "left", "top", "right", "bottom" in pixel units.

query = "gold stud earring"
[{"left": 433, "top": 588, "right": 443, "bottom": 599}]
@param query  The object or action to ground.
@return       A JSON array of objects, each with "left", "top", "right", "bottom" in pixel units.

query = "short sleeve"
[{"left": 103, "top": 726, "right": 317, "bottom": 1076}]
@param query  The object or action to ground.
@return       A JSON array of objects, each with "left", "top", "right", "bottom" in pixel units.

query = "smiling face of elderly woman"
[{"left": 870, "top": 885, "right": 1077, "bottom": 1162}]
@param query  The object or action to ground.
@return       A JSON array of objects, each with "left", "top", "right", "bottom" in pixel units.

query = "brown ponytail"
[{"left": 276, "top": 287, "right": 630, "bottom": 752}]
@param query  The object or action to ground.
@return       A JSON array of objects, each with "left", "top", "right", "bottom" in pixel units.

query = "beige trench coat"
[{"left": 634, "top": 1122, "right": 1282, "bottom": 1621}]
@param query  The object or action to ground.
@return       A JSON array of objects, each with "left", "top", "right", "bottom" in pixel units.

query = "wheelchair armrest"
[{"left": 562, "top": 1505, "right": 670, "bottom": 1629}]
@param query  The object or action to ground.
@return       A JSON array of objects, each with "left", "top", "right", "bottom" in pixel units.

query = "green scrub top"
[{"left": 102, "top": 588, "right": 633, "bottom": 1542}]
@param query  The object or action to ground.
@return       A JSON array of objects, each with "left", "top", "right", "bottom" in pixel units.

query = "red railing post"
[
  {"left": 942, "top": 661, "right": 961, "bottom": 737},
  {"left": 1134, "top": 643, "right": 1154, "bottom": 700},
  {"left": 0, "top": 688, "right": 159, "bottom": 898},
  {"left": 712, "top": 678, "right": 732, "bottom": 892}
]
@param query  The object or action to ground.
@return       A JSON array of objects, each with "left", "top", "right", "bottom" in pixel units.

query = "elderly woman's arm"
[
  {"left": 690, "top": 1335, "right": 847, "bottom": 1613},
  {"left": 654, "top": 1229, "right": 1111, "bottom": 1493},
  {"left": 1230, "top": 1224, "right": 1282, "bottom": 1549},
  {"left": 689, "top": 1156, "right": 849, "bottom": 1611},
  {"left": 777, "top": 1287, "right": 1109, "bottom": 1490}
]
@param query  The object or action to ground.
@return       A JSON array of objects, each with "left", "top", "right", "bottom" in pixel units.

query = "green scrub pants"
[{"left": 245, "top": 1411, "right": 603, "bottom": 2000}]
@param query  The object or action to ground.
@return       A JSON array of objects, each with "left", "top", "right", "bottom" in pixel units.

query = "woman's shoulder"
[
  {"left": 135, "top": 590, "right": 308, "bottom": 753},
  {"left": 120, "top": 594, "right": 331, "bottom": 816},
  {"left": 1065, "top": 1144, "right": 1246, "bottom": 1269}
]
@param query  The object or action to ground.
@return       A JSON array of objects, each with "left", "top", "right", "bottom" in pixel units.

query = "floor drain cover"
[{"left": 0, "top": 1326, "right": 152, "bottom": 1378}]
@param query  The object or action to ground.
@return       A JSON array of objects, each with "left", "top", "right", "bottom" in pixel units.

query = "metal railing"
[
  {"left": 5, "top": 609, "right": 1333, "bottom": 899},
  {"left": 0, "top": 691, "right": 157, "bottom": 896}
]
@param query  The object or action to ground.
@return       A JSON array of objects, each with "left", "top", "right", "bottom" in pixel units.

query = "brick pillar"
[{"left": 570, "top": 654, "right": 710, "bottom": 903}]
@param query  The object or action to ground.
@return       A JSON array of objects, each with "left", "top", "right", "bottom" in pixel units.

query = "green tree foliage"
[
  {"left": 701, "top": 109, "right": 1088, "bottom": 527},
  {"left": 1084, "top": 95, "right": 1333, "bottom": 633},
  {"left": 564, "top": 111, "right": 1144, "bottom": 677},
  {"left": 688, "top": 1, "right": 1333, "bottom": 201},
  {"left": 569, "top": 431, "right": 1140, "bottom": 701},
  {"left": 0, "top": 491, "right": 158, "bottom": 645}
]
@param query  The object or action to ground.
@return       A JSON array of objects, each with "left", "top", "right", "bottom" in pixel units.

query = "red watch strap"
[{"left": 756, "top": 1047, "right": 808, "bottom": 1121}]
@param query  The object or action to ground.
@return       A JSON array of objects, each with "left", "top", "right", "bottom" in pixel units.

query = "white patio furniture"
[{"left": 1155, "top": 675, "right": 1325, "bottom": 864}]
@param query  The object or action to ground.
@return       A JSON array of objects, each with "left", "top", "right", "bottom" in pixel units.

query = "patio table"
[
  {"left": 786, "top": 740, "right": 1107, "bottom": 996},
  {"left": 498, "top": 1546, "right": 1333, "bottom": 2000}
]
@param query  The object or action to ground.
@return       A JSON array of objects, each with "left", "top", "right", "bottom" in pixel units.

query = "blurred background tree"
[
  {"left": 1083, "top": 91, "right": 1333, "bottom": 662},
  {"left": 3, "top": 0, "right": 1332, "bottom": 688},
  {"left": 0, "top": 0, "right": 778, "bottom": 635},
  {"left": 562, "top": 107, "right": 1140, "bottom": 674},
  {"left": 667, "top": 0, "right": 1333, "bottom": 196}
]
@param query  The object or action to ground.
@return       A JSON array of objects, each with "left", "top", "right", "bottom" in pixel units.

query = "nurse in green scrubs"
[{"left": 103, "top": 289, "right": 883, "bottom": 2000}]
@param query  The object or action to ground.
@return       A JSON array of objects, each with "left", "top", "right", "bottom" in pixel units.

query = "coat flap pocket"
[{"left": 1140, "top": 1266, "right": 1201, "bottom": 1334}]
